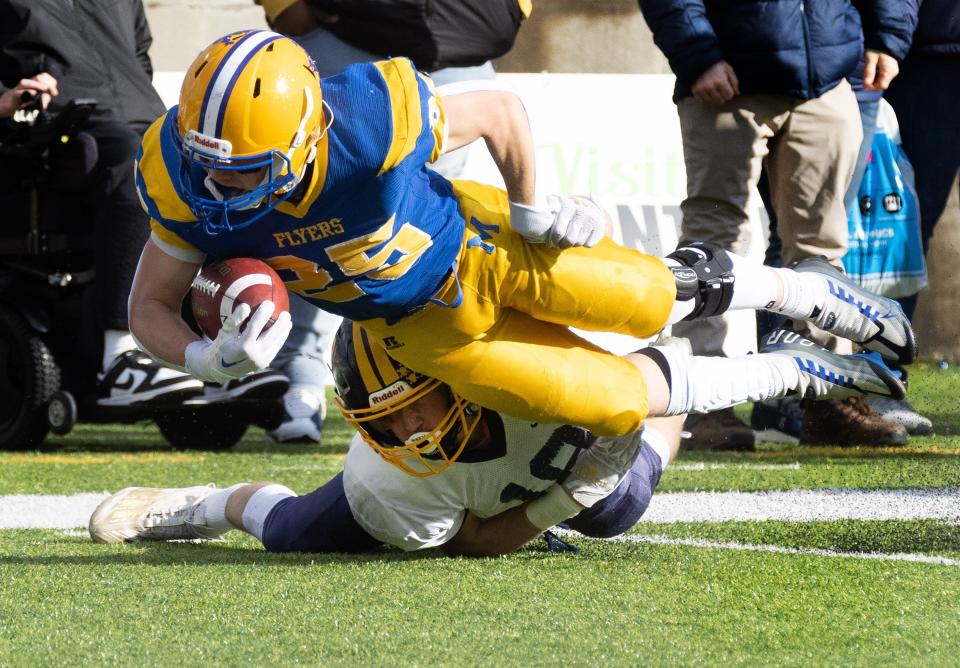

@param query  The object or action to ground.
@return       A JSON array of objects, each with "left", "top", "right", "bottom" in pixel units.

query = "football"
[{"left": 190, "top": 257, "right": 290, "bottom": 339}]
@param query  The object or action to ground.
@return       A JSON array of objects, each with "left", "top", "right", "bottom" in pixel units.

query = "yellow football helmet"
[
  {"left": 332, "top": 321, "right": 482, "bottom": 477},
  {"left": 173, "top": 30, "right": 327, "bottom": 233}
]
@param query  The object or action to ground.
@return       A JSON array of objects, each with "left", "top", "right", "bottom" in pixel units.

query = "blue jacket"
[{"left": 638, "top": 0, "right": 919, "bottom": 101}]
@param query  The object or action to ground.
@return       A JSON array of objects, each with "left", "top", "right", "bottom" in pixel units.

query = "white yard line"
[
  {"left": 1, "top": 488, "right": 959, "bottom": 530},
  {"left": 639, "top": 488, "right": 960, "bottom": 523},
  {"left": 597, "top": 533, "right": 960, "bottom": 567},
  {"left": 0, "top": 493, "right": 109, "bottom": 529}
]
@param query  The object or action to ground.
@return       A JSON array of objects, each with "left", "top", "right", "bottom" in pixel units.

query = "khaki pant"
[{"left": 672, "top": 80, "right": 861, "bottom": 356}]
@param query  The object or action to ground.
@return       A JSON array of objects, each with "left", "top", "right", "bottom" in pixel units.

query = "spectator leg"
[
  {"left": 86, "top": 121, "right": 151, "bottom": 340},
  {"left": 671, "top": 96, "right": 783, "bottom": 357},
  {"left": 765, "top": 79, "right": 860, "bottom": 268}
]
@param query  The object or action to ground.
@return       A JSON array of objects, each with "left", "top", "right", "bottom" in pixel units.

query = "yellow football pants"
[{"left": 359, "top": 181, "right": 676, "bottom": 436}]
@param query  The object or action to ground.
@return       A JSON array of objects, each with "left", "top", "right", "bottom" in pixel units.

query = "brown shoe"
[
  {"left": 800, "top": 397, "right": 908, "bottom": 446},
  {"left": 683, "top": 408, "right": 755, "bottom": 451}
]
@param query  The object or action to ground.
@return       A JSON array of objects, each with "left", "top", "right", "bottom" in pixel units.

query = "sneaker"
[
  {"left": 682, "top": 408, "right": 755, "bottom": 451},
  {"left": 88, "top": 484, "right": 223, "bottom": 543},
  {"left": 186, "top": 369, "right": 290, "bottom": 405},
  {"left": 750, "top": 397, "right": 804, "bottom": 444},
  {"left": 800, "top": 397, "right": 908, "bottom": 446},
  {"left": 265, "top": 386, "right": 326, "bottom": 444},
  {"left": 97, "top": 350, "right": 204, "bottom": 407},
  {"left": 868, "top": 396, "right": 934, "bottom": 436},
  {"left": 760, "top": 329, "right": 906, "bottom": 401},
  {"left": 792, "top": 256, "right": 917, "bottom": 364}
]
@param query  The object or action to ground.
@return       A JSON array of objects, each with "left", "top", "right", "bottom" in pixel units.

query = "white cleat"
[
  {"left": 89, "top": 484, "right": 222, "bottom": 544},
  {"left": 760, "top": 329, "right": 906, "bottom": 401},
  {"left": 792, "top": 256, "right": 917, "bottom": 364}
]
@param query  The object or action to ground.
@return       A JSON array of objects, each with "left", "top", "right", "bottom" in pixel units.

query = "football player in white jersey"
[
  {"left": 89, "top": 315, "right": 909, "bottom": 556},
  {"left": 89, "top": 322, "right": 686, "bottom": 556}
]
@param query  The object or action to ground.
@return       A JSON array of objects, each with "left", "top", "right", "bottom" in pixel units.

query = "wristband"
[
  {"left": 524, "top": 484, "right": 585, "bottom": 530},
  {"left": 508, "top": 200, "right": 553, "bottom": 242}
]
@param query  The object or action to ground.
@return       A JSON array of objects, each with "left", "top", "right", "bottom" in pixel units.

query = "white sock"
[
  {"left": 654, "top": 345, "right": 803, "bottom": 416},
  {"left": 725, "top": 252, "right": 781, "bottom": 311},
  {"left": 198, "top": 483, "right": 248, "bottom": 533},
  {"left": 102, "top": 329, "right": 137, "bottom": 373},
  {"left": 241, "top": 484, "right": 297, "bottom": 541},
  {"left": 769, "top": 267, "right": 824, "bottom": 321}
]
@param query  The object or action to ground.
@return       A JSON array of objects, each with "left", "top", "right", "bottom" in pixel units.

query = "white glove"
[
  {"left": 184, "top": 301, "right": 292, "bottom": 384},
  {"left": 508, "top": 194, "right": 607, "bottom": 248},
  {"left": 560, "top": 433, "right": 642, "bottom": 508}
]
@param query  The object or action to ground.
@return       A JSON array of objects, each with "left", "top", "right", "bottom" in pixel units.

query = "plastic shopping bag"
[{"left": 842, "top": 99, "right": 927, "bottom": 298}]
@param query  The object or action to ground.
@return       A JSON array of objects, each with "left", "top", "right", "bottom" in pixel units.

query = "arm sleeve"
[
  {"left": 637, "top": 0, "right": 725, "bottom": 89},
  {"left": 854, "top": 0, "right": 921, "bottom": 61},
  {"left": 149, "top": 221, "right": 206, "bottom": 263}
]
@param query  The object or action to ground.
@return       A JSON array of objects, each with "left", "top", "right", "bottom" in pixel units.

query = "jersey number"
[
  {"left": 499, "top": 426, "right": 589, "bottom": 504},
  {"left": 268, "top": 214, "right": 432, "bottom": 302}
]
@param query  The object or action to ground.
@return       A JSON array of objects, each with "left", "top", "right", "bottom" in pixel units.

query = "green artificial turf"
[
  {"left": 0, "top": 530, "right": 957, "bottom": 666},
  {"left": 1, "top": 367, "right": 958, "bottom": 666}
]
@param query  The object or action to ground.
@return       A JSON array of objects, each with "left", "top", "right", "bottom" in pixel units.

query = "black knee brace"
[{"left": 666, "top": 242, "right": 735, "bottom": 320}]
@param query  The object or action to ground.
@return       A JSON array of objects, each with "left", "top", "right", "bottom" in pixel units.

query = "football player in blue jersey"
[{"left": 128, "top": 30, "right": 917, "bottom": 442}]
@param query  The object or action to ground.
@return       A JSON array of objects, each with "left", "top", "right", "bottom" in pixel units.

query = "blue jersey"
[{"left": 136, "top": 58, "right": 466, "bottom": 321}]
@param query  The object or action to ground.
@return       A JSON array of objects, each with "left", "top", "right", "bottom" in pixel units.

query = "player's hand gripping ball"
[{"left": 190, "top": 258, "right": 290, "bottom": 339}]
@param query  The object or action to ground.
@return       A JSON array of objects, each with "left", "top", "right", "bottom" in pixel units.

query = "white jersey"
[{"left": 343, "top": 412, "right": 644, "bottom": 551}]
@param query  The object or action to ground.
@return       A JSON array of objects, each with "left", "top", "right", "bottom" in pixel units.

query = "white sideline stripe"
[
  {"left": 639, "top": 488, "right": 960, "bottom": 523},
  {"left": 1, "top": 488, "right": 959, "bottom": 530},
  {"left": 0, "top": 493, "right": 109, "bottom": 529},
  {"left": 601, "top": 533, "right": 960, "bottom": 567}
]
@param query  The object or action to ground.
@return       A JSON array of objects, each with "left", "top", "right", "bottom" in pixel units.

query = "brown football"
[{"left": 190, "top": 258, "right": 290, "bottom": 339}]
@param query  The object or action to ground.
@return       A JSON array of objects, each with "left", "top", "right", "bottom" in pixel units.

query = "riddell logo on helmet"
[
  {"left": 369, "top": 381, "right": 413, "bottom": 406},
  {"left": 185, "top": 131, "right": 232, "bottom": 158}
]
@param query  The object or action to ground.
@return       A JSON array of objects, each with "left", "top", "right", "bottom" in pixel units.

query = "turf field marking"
[
  {"left": 640, "top": 488, "right": 960, "bottom": 522},
  {"left": 606, "top": 533, "right": 960, "bottom": 567},
  {"left": 4, "top": 488, "right": 960, "bottom": 530},
  {"left": 0, "top": 493, "right": 108, "bottom": 529},
  {"left": 672, "top": 462, "right": 801, "bottom": 471}
]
